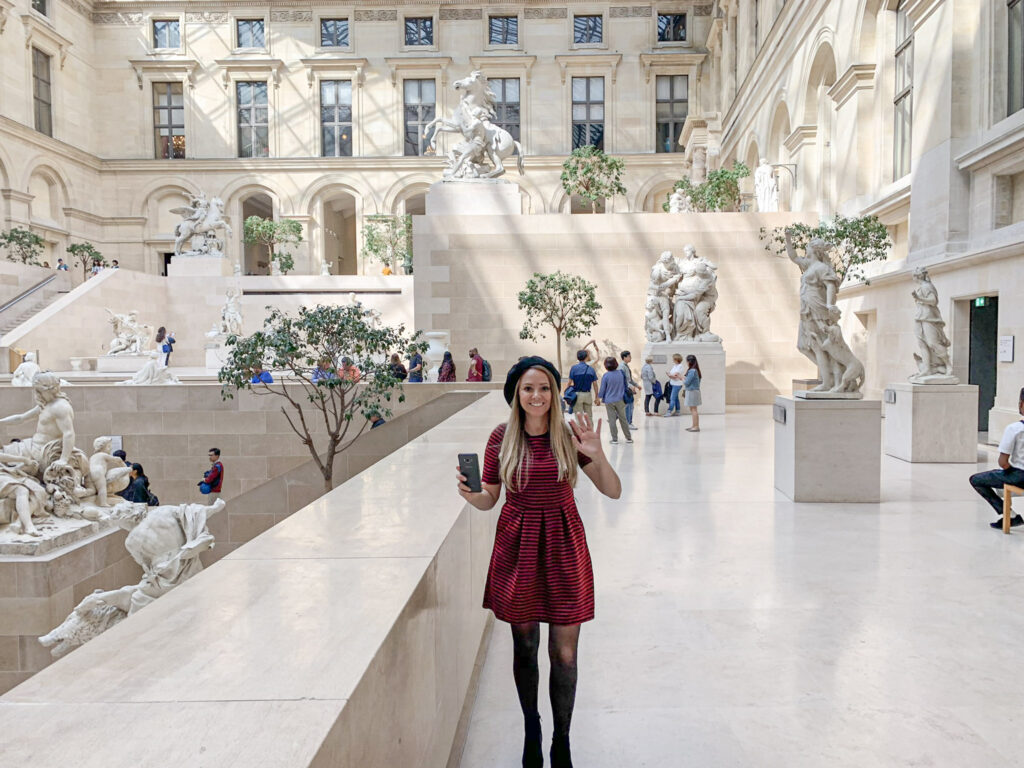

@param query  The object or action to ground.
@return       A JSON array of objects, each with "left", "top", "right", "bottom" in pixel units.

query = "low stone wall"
[{"left": 0, "top": 392, "right": 507, "bottom": 767}]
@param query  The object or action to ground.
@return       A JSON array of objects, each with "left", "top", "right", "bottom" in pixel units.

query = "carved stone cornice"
[
  {"left": 384, "top": 56, "right": 452, "bottom": 87},
  {"left": 299, "top": 56, "right": 369, "bottom": 88},
  {"left": 2, "top": 189, "right": 33, "bottom": 204},
  {"left": 638, "top": 52, "right": 706, "bottom": 83},
  {"left": 610, "top": 6, "right": 651, "bottom": 17},
  {"left": 553, "top": 53, "right": 622, "bottom": 85},
  {"left": 21, "top": 13, "right": 73, "bottom": 68},
  {"left": 469, "top": 54, "right": 536, "bottom": 85},
  {"left": 524, "top": 7, "right": 566, "bottom": 19},
  {"left": 783, "top": 124, "right": 817, "bottom": 154},
  {"left": 214, "top": 57, "right": 285, "bottom": 88},
  {"left": 827, "top": 63, "right": 875, "bottom": 108},
  {"left": 129, "top": 57, "right": 201, "bottom": 89},
  {"left": 439, "top": 8, "right": 481, "bottom": 20}
]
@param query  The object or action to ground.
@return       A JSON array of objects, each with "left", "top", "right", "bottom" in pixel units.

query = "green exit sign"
[{"left": 975, "top": 297, "right": 988, "bottom": 307}]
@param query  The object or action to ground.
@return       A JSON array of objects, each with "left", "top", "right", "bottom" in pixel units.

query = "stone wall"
[{"left": 414, "top": 209, "right": 818, "bottom": 404}]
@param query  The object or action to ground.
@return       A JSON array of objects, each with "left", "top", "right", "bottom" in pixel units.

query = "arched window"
[{"left": 893, "top": 0, "right": 913, "bottom": 179}]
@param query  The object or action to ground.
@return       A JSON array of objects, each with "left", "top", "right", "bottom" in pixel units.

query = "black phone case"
[{"left": 459, "top": 453, "right": 482, "bottom": 493}]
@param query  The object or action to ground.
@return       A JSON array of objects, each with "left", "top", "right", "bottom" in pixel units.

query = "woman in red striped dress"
[{"left": 457, "top": 356, "right": 621, "bottom": 768}]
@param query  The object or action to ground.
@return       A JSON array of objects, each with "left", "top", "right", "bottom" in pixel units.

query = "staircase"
[{"left": 0, "top": 275, "right": 68, "bottom": 336}]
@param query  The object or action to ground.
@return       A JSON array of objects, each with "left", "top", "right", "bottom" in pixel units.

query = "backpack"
[
  {"left": 651, "top": 380, "right": 663, "bottom": 400},
  {"left": 147, "top": 489, "right": 159, "bottom": 507},
  {"left": 481, "top": 359, "right": 492, "bottom": 382}
]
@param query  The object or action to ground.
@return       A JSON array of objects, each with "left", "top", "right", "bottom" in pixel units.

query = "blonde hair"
[
  {"left": 499, "top": 366, "right": 578, "bottom": 492},
  {"left": 672, "top": 353, "right": 683, "bottom": 363}
]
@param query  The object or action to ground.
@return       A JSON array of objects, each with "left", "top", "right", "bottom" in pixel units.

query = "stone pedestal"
[
  {"left": 774, "top": 396, "right": 882, "bottom": 502},
  {"left": 167, "top": 254, "right": 232, "bottom": 277},
  {"left": 96, "top": 355, "right": 150, "bottom": 373},
  {"left": 883, "top": 382, "right": 979, "bottom": 463},
  {"left": 641, "top": 341, "right": 725, "bottom": 414},
  {"left": 425, "top": 180, "right": 521, "bottom": 215},
  {"left": 205, "top": 346, "right": 228, "bottom": 370}
]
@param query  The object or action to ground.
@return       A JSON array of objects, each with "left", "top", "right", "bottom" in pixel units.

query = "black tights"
[
  {"left": 644, "top": 394, "right": 661, "bottom": 414},
  {"left": 511, "top": 622, "right": 581, "bottom": 737}
]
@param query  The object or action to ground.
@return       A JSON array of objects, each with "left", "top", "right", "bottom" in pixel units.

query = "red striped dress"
[{"left": 481, "top": 423, "right": 595, "bottom": 625}]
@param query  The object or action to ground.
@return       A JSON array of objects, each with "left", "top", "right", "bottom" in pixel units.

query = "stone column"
[
  {"left": 721, "top": 14, "right": 736, "bottom": 105},
  {"left": 737, "top": 0, "right": 755, "bottom": 82}
]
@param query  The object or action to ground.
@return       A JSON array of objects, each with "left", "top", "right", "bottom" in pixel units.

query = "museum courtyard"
[{"left": 1, "top": 0, "right": 1024, "bottom": 765}]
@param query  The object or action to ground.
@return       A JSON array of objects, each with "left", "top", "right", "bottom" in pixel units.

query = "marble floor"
[{"left": 457, "top": 406, "right": 1024, "bottom": 768}]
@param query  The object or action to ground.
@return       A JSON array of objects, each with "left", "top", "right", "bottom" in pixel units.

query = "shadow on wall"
[{"left": 725, "top": 361, "right": 779, "bottom": 404}]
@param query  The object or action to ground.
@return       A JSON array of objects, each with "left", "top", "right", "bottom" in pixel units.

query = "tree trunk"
[{"left": 555, "top": 330, "right": 563, "bottom": 375}]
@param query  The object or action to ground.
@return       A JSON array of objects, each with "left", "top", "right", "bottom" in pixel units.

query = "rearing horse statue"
[
  {"left": 423, "top": 71, "right": 525, "bottom": 179},
  {"left": 171, "top": 194, "right": 232, "bottom": 257}
]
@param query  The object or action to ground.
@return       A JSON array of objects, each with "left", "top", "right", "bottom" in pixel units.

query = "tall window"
[
  {"left": 405, "top": 17, "right": 433, "bottom": 46},
  {"left": 656, "top": 75, "right": 687, "bottom": 153},
  {"left": 404, "top": 79, "right": 435, "bottom": 156},
  {"left": 1010, "top": 0, "right": 1023, "bottom": 115},
  {"left": 321, "top": 80, "right": 353, "bottom": 157},
  {"left": 237, "top": 81, "right": 269, "bottom": 158},
  {"left": 237, "top": 19, "right": 265, "bottom": 48},
  {"left": 321, "top": 18, "right": 349, "bottom": 47},
  {"left": 491, "top": 78, "right": 521, "bottom": 140},
  {"left": 31, "top": 0, "right": 47, "bottom": 15},
  {"left": 572, "top": 76, "right": 604, "bottom": 149},
  {"left": 489, "top": 16, "right": 518, "bottom": 45},
  {"left": 893, "top": 1, "right": 913, "bottom": 178},
  {"left": 657, "top": 14, "right": 686, "bottom": 42},
  {"left": 574, "top": 15, "right": 603, "bottom": 44},
  {"left": 32, "top": 48, "right": 52, "bottom": 137},
  {"left": 153, "top": 82, "right": 185, "bottom": 159},
  {"left": 153, "top": 20, "right": 180, "bottom": 49}
]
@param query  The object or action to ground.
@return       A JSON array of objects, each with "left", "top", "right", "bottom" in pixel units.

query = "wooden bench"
[{"left": 1003, "top": 484, "right": 1024, "bottom": 534}]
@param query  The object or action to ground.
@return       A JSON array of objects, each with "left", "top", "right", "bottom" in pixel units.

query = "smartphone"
[{"left": 458, "top": 453, "right": 482, "bottom": 493}]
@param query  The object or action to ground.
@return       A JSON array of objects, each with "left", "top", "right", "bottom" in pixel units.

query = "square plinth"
[
  {"left": 424, "top": 180, "right": 521, "bottom": 215},
  {"left": 642, "top": 341, "right": 725, "bottom": 414},
  {"left": 883, "top": 383, "right": 979, "bottom": 463},
  {"left": 774, "top": 396, "right": 882, "bottom": 502},
  {"left": 167, "top": 255, "right": 232, "bottom": 277},
  {"left": 95, "top": 355, "right": 151, "bottom": 373}
]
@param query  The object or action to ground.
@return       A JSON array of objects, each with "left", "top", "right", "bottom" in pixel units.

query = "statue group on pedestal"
[
  {"left": 105, "top": 309, "right": 154, "bottom": 357},
  {"left": 424, "top": 71, "right": 525, "bottom": 179},
  {"left": 785, "top": 229, "right": 864, "bottom": 394},
  {"left": 645, "top": 246, "right": 720, "bottom": 343},
  {"left": 171, "top": 191, "right": 232, "bottom": 258}
]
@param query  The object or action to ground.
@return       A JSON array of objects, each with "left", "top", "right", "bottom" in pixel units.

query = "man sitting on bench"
[{"left": 970, "top": 387, "right": 1024, "bottom": 529}]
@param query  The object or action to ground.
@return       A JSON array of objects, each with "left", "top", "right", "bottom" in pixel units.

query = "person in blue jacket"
[
  {"left": 250, "top": 365, "right": 274, "bottom": 384},
  {"left": 683, "top": 354, "right": 702, "bottom": 432},
  {"left": 156, "top": 327, "right": 175, "bottom": 366}
]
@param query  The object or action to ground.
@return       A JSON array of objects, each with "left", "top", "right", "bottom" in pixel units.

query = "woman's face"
[
  {"left": 130, "top": 468, "right": 139, "bottom": 479},
  {"left": 518, "top": 368, "right": 552, "bottom": 419}
]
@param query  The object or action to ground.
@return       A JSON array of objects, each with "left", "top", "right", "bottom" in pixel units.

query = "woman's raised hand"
[{"left": 570, "top": 412, "right": 603, "bottom": 458}]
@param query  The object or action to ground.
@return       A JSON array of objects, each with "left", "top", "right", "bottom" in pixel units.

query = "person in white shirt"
[{"left": 970, "top": 387, "right": 1024, "bottom": 529}]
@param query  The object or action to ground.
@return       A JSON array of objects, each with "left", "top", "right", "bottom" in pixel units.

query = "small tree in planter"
[
  {"left": 0, "top": 228, "right": 44, "bottom": 266},
  {"left": 218, "top": 303, "right": 428, "bottom": 492},
  {"left": 360, "top": 215, "right": 413, "bottom": 274},
  {"left": 243, "top": 216, "right": 302, "bottom": 275},
  {"left": 66, "top": 242, "right": 108, "bottom": 280},
  {"left": 560, "top": 146, "right": 627, "bottom": 213},
  {"left": 759, "top": 214, "right": 892, "bottom": 283},
  {"left": 517, "top": 271, "right": 602, "bottom": 373},
  {"left": 663, "top": 162, "right": 751, "bottom": 212}
]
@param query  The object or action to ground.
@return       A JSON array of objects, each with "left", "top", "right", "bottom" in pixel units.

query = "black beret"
[{"left": 503, "top": 356, "right": 561, "bottom": 405}]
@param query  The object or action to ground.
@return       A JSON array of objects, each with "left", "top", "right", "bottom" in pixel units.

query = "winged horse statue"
[
  {"left": 171, "top": 192, "right": 232, "bottom": 257},
  {"left": 423, "top": 71, "right": 525, "bottom": 179}
]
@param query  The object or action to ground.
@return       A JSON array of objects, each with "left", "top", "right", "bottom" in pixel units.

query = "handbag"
[
  {"left": 621, "top": 370, "right": 634, "bottom": 404},
  {"left": 563, "top": 385, "right": 577, "bottom": 405},
  {"left": 651, "top": 380, "right": 663, "bottom": 400},
  {"left": 199, "top": 482, "right": 212, "bottom": 495}
]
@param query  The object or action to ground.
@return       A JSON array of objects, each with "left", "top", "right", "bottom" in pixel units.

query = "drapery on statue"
[
  {"left": 909, "top": 267, "right": 958, "bottom": 384},
  {"left": 784, "top": 228, "right": 864, "bottom": 395},
  {"left": 645, "top": 251, "right": 681, "bottom": 343},
  {"left": 105, "top": 309, "right": 154, "bottom": 356},
  {"left": 116, "top": 351, "right": 181, "bottom": 386},
  {"left": 39, "top": 498, "right": 224, "bottom": 657},
  {"left": 668, "top": 188, "right": 694, "bottom": 213},
  {"left": 754, "top": 158, "right": 779, "bottom": 212},
  {"left": 220, "top": 287, "right": 243, "bottom": 336},
  {"left": 171, "top": 191, "right": 232, "bottom": 257},
  {"left": 423, "top": 71, "right": 525, "bottom": 179},
  {"left": 672, "top": 245, "right": 721, "bottom": 342}
]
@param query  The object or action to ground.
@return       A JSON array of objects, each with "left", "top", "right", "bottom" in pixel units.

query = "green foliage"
[
  {"left": 360, "top": 215, "right": 413, "bottom": 274},
  {"left": 218, "top": 303, "right": 428, "bottom": 490},
  {"left": 243, "top": 216, "right": 303, "bottom": 274},
  {"left": 759, "top": 214, "right": 892, "bottom": 283},
  {"left": 663, "top": 162, "right": 751, "bottom": 212},
  {"left": 560, "top": 146, "right": 627, "bottom": 213},
  {"left": 66, "top": 242, "right": 107, "bottom": 280},
  {"left": 517, "top": 271, "right": 602, "bottom": 372},
  {"left": 0, "top": 228, "right": 44, "bottom": 266}
]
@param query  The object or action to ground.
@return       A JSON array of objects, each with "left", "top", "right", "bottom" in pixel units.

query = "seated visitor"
[
  {"left": 970, "top": 387, "right": 1024, "bottom": 529},
  {"left": 250, "top": 366, "right": 274, "bottom": 384},
  {"left": 199, "top": 448, "right": 224, "bottom": 494},
  {"left": 312, "top": 358, "right": 336, "bottom": 383},
  {"left": 339, "top": 357, "right": 361, "bottom": 382},
  {"left": 369, "top": 412, "right": 386, "bottom": 429}
]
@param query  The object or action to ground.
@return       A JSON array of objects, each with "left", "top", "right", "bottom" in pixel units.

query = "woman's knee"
[
  {"left": 512, "top": 624, "right": 540, "bottom": 658},
  {"left": 548, "top": 643, "right": 577, "bottom": 669}
]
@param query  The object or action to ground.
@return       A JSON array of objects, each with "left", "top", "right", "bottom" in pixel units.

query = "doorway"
[
  {"left": 161, "top": 253, "right": 173, "bottom": 276},
  {"left": 969, "top": 296, "right": 998, "bottom": 430}
]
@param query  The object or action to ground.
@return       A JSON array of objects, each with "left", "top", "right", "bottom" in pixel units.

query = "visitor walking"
[
  {"left": 408, "top": 349, "right": 424, "bottom": 382},
  {"left": 467, "top": 348, "right": 485, "bottom": 381},
  {"left": 641, "top": 355, "right": 660, "bottom": 416},
  {"left": 683, "top": 354, "right": 702, "bottom": 432},
  {"left": 389, "top": 353, "right": 407, "bottom": 381},
  {"left": 456, "top": 356, "right": 621, "bottom": 768},
  {"left": 199, "top": 448, "right": 224, "bottom": 494},
  {"left": 155, "top": 327, "right": 175, "bottom": 366},
  {"left": 566, "top": 350, "right": 599, "bottom": 419},
  {"left": 666, "top": 353, "right": 685, "bottom": 416},
  {"left": 619, "top": 350, "right": 640, "bottom": 429},
  {"left": 599, "top": 357, "right": 632, "bottom": 444},
  {"left": 127, "top": 463, "right": 154, "bottom": 505},
  {"left": 438, "top": 351, "right": 456, "bottom": 382},
  {"left": 970, "top": 387, "right": 1024, "bottom": 528},
  {"left": 56, "top": 259, "right": 69, "bottom": 272}
]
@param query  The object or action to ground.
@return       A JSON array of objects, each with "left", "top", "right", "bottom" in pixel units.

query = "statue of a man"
[
  {"left": 646, "top": 252, "right": 681, "bottom": 343},
  {"left": 87, "top": 436, "right": 131, "bottom": 507},
  {"left": 0, "top": 371, "right": 76, "bottom": 466},
  {"left": 909, "top": 267, "right": 957, "bottom": 384},
  {"left": 754, "top": 158, "right": 779, "bottom": 212}
]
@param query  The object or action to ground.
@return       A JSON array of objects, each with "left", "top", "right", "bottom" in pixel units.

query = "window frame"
[
  {"left": 320, "top": 78, "right": 354, "bottom": 158},
  {"left": 236, "top": 79, "right": 270, "bottom": 158},
  {"left": 32, "top": 46, "right": 53, "bottom": 137},
  {"left": 31, "top": 0, "right": 47, "bottom": 17},
  {"left": 892, "top": 1, "right": 913, "bottom": 179},
  {"left": 152, "top": 81, "right": 186, "bottom": 159},
  {"left": 151, "top": 18, "right": 182, "bottom": 52},
  {"left": 235, "top": 17, "right": 267, "bottom": 51},
  {"left": 655, "top": 73, "right": 688, "bottom": 153},
  {"left": 489, "top": 76, "right": 522, "bottom": 141},
  {"left": 402, "top": 77, "right": 437, "bottom": 156},
  {"left": 318, "top": 17, "right": 351, "bottom": 51},
  {"left": 1009, "top": 0, "right": 1024, "bottom": 116},
  {"left": 655, "top": 12, "right": 687, "bottom": 45},
  {"left": 571, "top": 13, "right": 606, "bottom": 49},
  {"left": 487, "top": 14, "right": 520, "bottom": 47},
  {"left": 402, "top": 14, "right": 437, "bottom": 51},
  {"left": 571, "top": 75, "right": 605, "bottom": 150}
]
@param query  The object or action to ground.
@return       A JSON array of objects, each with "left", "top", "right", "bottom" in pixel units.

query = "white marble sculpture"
[
  {"left": 909, "top": 267, "right": 958, "bottom": 384},
  {"left": 320, "top": 259, "right": 332, "bottom": 276},
  {"left": 39, "top": 497, "right": 224, "bottom": 657},
  {"left": 86, "top": 437, "right": 131, "bottom": 507},
  {"left": 645, "top": 251, "right": 682, "bottom": 343},
  {"left": 220, "top": 287, "right": 243, "bottom": 336},
  {"left": 11, "top": 352, "right": 41, "bottom": 387},
  {"left": 785, "top": 229, "right": 864, "bottom": 395},
  {"left": 116, "top": 351, "right": 180, "bottom": 386},
  {"left": 105, "top": 309, "right": 154, "bottom": 356},
  {"left": 424, "top": 71, "right": 525, "bottom": 179},
  {"left": 672, "top": 245, "right": 721, "bottom": 342},
  {"left": 668, "top": 188, "right": 694, "bottom": 213},
  {"left": 171, "top": 191, "right": 232, "bottom": 258},
  {"left": 754, "top": 158, "right": 779, "bottom": 213}
]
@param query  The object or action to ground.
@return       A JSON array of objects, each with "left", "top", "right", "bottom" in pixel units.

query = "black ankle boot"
[
  {"left": 550, "top": 733, "right": 573, "bottom": 768},
  {"left": 523, "top": 714, "right": 543, "bottom": 768}
]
